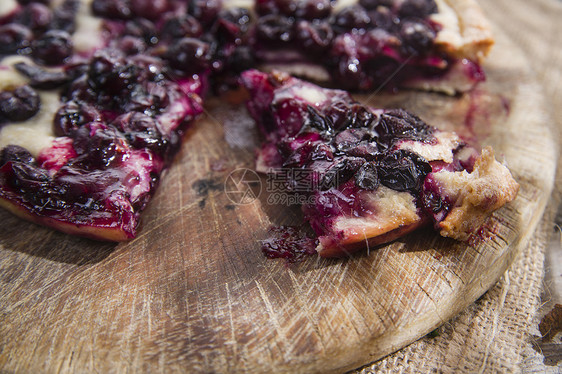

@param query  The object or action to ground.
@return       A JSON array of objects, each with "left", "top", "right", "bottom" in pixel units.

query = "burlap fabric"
[{"left": 355, "top": 0, "right": 562, "bottom": 372}]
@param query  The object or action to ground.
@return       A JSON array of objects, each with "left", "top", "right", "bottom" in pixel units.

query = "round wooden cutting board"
[{"left": 0, "top": 27, "right": 558, "bottom": 374}]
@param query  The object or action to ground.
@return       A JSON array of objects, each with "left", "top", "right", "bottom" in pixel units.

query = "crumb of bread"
[{"left": 435, "top": 147, "right": 519, "bottom": 240}]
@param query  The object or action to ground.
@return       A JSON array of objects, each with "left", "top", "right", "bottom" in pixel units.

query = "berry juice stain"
[{"left": 261, "top": 226, "right": 318, "bottom": 263}]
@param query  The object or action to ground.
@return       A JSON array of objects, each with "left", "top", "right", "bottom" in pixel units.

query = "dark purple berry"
[
  {"left": 64, "top": 74, "right": 96, "bottom": 103},
  {"left": 334, "top": 56, "right": 370, "bottom": 90},
  {"left": 72, "top": 124, "right": 128, "bottom": 169},
  {"left": 217, "top": 7, "right": 252, "bottom": 35},
  {"left": 256, "top": 0, "right": 331, "bottom": 20},
  {"left": 115, "top": 36, "right": 147, "bottom": 55},
  {"left": 375, "top": 109, "right": 434, "bottom": 145},
  {"left": 112, "top": 112, "right": 167, "bottom": 152},
  {"left": 295, "top": 19, "right": 334, "bottom": 53},
  {"left": 124, "top": 18, "right": 158, "bottom": 46},
  {"left": 295, "top": 0, "right": 332, "bottom": 20},
  {"left": 123, "top": 82, "right": 169, "bottom": 116},
  {"left": 226, "top": 46, "right": 255, "bottom": 73},
  {"left": 377, "top": 150, "right": 431, "bottom": 192},
  {"left": 0, "top": 24, "right": 32, "bottom": 55},
  {"left": 398, "top": 0, "right": 438, "bottom": 17},
  {"left": 129, "top": 54, "right": 165, "bottom": 82},
  {"left": 161, "top": 14, "right": 202, "bottom": 41},
  {"left": 368, "top": 7, "right": 396, "bottom": 29},
  {"left": 333, "top": 103, "right": 375, "bottom": 130},
  {"left": 359, "top": 0, "right": 395, "bottom": 9},
  {"left": 91, "top": 0, "right": 132, "bottom": 19},
  {"left": 17, "top": 0, "right": 51, "bottom": 4},
  {"left": 130, "top": 0, "right": 170, "bottom": 20},
  {"left": 87, "top": 49, "right": 137, "bottom": 97},
  {"left": 255, "top": 0, "right": 295, "bottom": 16},
  {"left": 333, "top": 128, "right": 371, "bottom": 153},
  {"left": 399, "top": 19, "right": 436, "bottom": 55},
  {"left": 0, "top": 85, "right": 40, "bottom": 122},
  {"left": 333, "top": 5, "right": 371, "bottom": 32},
  {"left": 309, "top": 143, "right": 334, "bottom": 161},
  {"left": 300, "top": 106, "right": 334, "bottom": 137},
  {"left": 256, "top": 14, "right": 295, "bottom": 43},
  {"left": 15, "top": 3, "right": 52, "bottom": 32},
  {"left": 53, "top": 101, "right": 102, "bottom": 137},
  {"left": 0, "top": 145, "right": 34, "bottom": 166},
  {"left": 320, "top": 157, "right": 364, "bottom": 190},
  {"left": 31, "top": 30, "right": 73, "bottom": 66},
  {"left": 164, "top": 37, "right": 210, "bottom": 74},
  {"left": 14, "top": 62, "right": 69, "bottom": 89},
  {"left": 51, "top": 0, "right": 79, "bottom": 32},
  {"left": 355, "top": 162, "right": 379, "bottom": 190},
  {"left": 187, "top": 0, "right": 221, "bottom": 26},
  {"left": 9, "top": 162, "right": 51, "bottom": 193}
]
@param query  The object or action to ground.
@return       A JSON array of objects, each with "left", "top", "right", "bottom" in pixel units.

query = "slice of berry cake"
[
  {"left": 241, "top": 70, "right": 518, "bottom": 257},
  {"left": 251, "top": 0, "right": 494, "bottom": 94},
  {"left": 0, "top": 0, "right": 206, "bottom": 240}
]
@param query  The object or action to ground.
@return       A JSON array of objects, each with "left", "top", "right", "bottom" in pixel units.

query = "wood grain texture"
[{"left": 0, "top": 25, "right": 558, "bottom": 374}]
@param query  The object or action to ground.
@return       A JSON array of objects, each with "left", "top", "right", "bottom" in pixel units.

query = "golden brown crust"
[
  {"left": 316, "top": 187, "right": 423, "bottom": 257},
  {"left": 436, "top": 147, "right": 519, "bottom": 240},
  {"left": 431, "top": 0, "right": 495, "bottom": 62}
]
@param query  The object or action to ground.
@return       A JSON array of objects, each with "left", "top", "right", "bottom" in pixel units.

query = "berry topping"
[
  {"left": 31, "top": 30, "right": 73, "bottom": 66},
  {"left": 256, "top": 0, "right": 332, "bottom": 20},
  {"left": 0, "top": 24, "right": 32, "bottom": 56},
  {"left": 256, "top": 14, "right": 294, "bottom": 44},
  {"left": 87, "top": 49, "right": 137, "bottom": 99},
  {"left": 129, "top": 0, "right": 170, "bottom": 20},
  {"left": 216, "top": 7, "right": 252, "bottom": 37},
  {"left": 91, "top": 0, "right": 132, "bottom": 19},
  {"left": 161, "top": 14, "right": 202, "bottom": 41},
  {"left": 333, "top": 5, "right": 372, "bottom": 32},
  {"left": 0, "top": 145, "right": 34, "bottom": 166},
  {"left": 359, "top": 0, "right": 395, "bottom": 10},
  {"left": 15, "top": 3, "right": 53, "bottom": 33},
  {"left": 164, "top": 37, "right": 210, "bottom": 75},
  {"left": 53, "top": 101, "right": 102, "bottom": 137},
  {"left": 354, "top": 162, "right": 379, "bottom": 190},
  {"left": 187, "top": 0, "right": 221, "bottom": 26},
  {"left": 377, "top": 150, "right": 432, "bottom": 192},
  {"left": 399, "top": 19, "right": 436, "bottom": 55},
  {"left": 0, "top": 85, "right": 40, "bottom": 122},
  {"left": 295, "top": 19, "right": 334, "bottom": 53},
  {"left": 51, "top": 0, "right": 79, "bottom": 33},
  {"left": 71, "top": 123, "right": 129, "bottom": 170},
  {"left": 375, "top": 109, "right": 435, "bottom": 145},
  {"left": 13, "top": 62, "right": 70, "bottom": 89},
  {"left": 112, "top": 112, "right": 170, "bottom": 154},
  {"left": 398, "top": 0, "right": 438, "bottom": 18},
  {"left": 123, "top": 18, "right": 158, "bottom": 46}
]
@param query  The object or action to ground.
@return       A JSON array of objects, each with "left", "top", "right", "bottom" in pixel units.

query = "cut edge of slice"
[
  {"left": 432, "top": 0, "right": 495, "bottom": 63},
  {"left": 0, "top": 195, "right": 135, "bottom": 242}
]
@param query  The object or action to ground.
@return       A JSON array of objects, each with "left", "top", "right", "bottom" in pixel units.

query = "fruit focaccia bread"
[
  {"left": 248, "top": 0, "right": 494, "bottom": 94},
  {"left": 241, "top": 69, "right": 519, "bottom": 257},
  {"left": 0, "top": 0, "right": 207, "bottom": 241}
]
